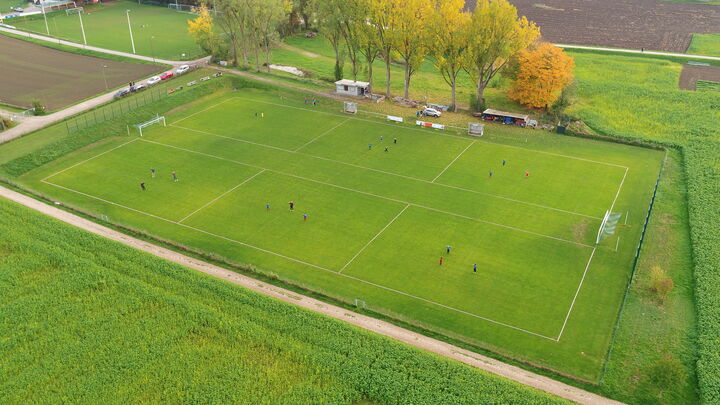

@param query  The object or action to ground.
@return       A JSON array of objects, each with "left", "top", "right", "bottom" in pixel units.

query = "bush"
[
  {"left": 647, "top": 266, "right": 674, "bottom": 304},
  {"left": 647, "top": 355, "right": 687, "bottom": 398},
  {"left": 32, "top": 100, "right": 45, "bottom": 116}
]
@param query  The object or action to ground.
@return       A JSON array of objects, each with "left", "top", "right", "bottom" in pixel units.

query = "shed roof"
[
  {"left": 335, "top": 79, "right": 370, "bottom": 87},
  {"left": 482, "top": 109, "right": 529, "bottom": 120}
]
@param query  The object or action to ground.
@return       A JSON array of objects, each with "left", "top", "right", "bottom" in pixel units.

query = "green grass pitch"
[
  {"left": 27, "top": 89, "right": 664, "bottom": 381},
  {"left": 9, "top": 0, "right": 202, "bottom": 60}
]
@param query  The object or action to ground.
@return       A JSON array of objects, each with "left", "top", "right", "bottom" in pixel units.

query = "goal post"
[
  {"left": 468, "top": 122, "right": 484, "bottom": 136},
  {"left": 134, "top": 115, "right": 166, "bottom": 137},
  {"left": 65, "top": 6, "right": 83, "bottom": 15},
  {"left": 596, "top": 211, "right": 622, "bottom": 244},
  {"left": 343, "top": 101, "right": 357, "bottom": 114}
]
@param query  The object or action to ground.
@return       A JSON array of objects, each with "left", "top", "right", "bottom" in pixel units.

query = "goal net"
[
  {"left": 596, "top": 211, "right": 622, "bottom": 244},
  {"left": 468, "top": 122, "right": 484, "bottom": 137},
  {"left": 343, "top": 101, "right": 357, "bottom": 114},
  {"left": 133, "top": 115, "right": 165, "bottom": 137},
  {"left": 65, "top": 6, "right": 83, "bottom": 15}
]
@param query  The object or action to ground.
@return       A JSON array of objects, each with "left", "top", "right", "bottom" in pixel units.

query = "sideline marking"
[
  {"left": 432, "top": 140, "right": 475, "bottom": 183},
  {"left": 39, "top": 179, "right": 559, "bottom": 341},
  {"left": 339, "top": 204, "right": 409, "bottom": 274},
  {"left": 170, "top": 97, "right": 235, "bottom": 126},
  {"left": 170, "top": 123, "right": 602, "bottom": 220},
  {"left": 556, "top": 247, "right": 596, "bottom": 341},
  {"left": 178, "top": 169, "right": 266, "bottom": 223}
]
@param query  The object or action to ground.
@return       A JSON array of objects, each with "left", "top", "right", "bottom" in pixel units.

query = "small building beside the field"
[
  {"left": 335, "top": 79, "right": 370, "bottom": 97},
  {"left": 481, "top": 109, "right": 530, "bottom": 126}
]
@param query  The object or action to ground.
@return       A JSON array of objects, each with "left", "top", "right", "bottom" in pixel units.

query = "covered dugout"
[
  {"left": 480, "top": 109, "right": 529, "bottom": 126},
  {"left": 335, "top": 79, "right": 369, "bottom": 97}
]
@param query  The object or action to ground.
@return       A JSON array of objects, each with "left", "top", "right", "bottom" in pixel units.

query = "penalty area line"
[
  {"left": 556, "top": 247, "right": 596, "bottom": 341},
  {"left": 40, "top": 179, "right": 558, "bottom": 341},
  {"left": 432, "top": 140, "right": 475, "bottom": 183},
  {"left": 42, "top": 139, "right": 138, "bottom": 182}
]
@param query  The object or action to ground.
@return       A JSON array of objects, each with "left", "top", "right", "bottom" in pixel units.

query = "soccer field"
[{"left": 27, "top": 89, "right": 664, "bottom": 380}]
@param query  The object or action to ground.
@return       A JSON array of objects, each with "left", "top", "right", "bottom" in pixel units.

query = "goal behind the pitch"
[
  {"left": 65, "top": 7, "right": 83, "bottom": 15},
  {"left": 132, "top": 115, "right": 166, "bottom": 137}
]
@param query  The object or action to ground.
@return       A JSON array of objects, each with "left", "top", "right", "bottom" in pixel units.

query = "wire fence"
[{"left": 65, "top": 87, "right": 166, "bottom": 135}]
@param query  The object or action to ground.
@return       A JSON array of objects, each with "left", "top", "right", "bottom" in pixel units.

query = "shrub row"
[
  {"left": 683, "top": 139, "right": 720, "bottom": 403},
  {"left": 0, "top": 198, "right": 566, "bottom": 404}
]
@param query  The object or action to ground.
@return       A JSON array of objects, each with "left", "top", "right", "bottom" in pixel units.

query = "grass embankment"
[
  {"left": 688, "top": 34, "right": 720, "bottom": 57},
  {"left": 0, "top": 197, "right": 568, "bottom": 404},
  {"left": 7, "top": 0, "right": 203, "bottom": 60}
]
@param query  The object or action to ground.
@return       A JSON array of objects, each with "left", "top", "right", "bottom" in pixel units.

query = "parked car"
[
  {"left": 175, "top": 64, "right": 190, "bottom": 75},
  {"left": 160, "top": 72, "right": 174, "bottom": 80},
  {"left": 134, "top": 83, "right": 147, "bottom": 92},
  {"left": 11, "top": 7, "right": 23, "bottom": 12},
  {"left": 113, "top": 88, "right": 130, "bottom": 99},
  {"left": 423, "top": 107, "right": 442, "bottom": 118},
  {"left": 146, "top": 76, "right": 161, "bottom": 86}
]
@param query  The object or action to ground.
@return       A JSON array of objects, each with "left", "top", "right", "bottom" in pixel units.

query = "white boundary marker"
[
  {"left": 339, "top": 204, "right": 409, "bottom": 273},
  {"left": 171, "top": 123, "right": 602, "bottom": 220},
  {"left": 39, "top": 178, "right": 559, "bottom": 340},
  {"left": 556, "top": 247, "right": 596, "bottom": 340},
  {"left": 178, "top": 169, "right": 266, "bottom": 223},
  {"left": 432, "top": 140, "right": 475, "bottom": 183}
]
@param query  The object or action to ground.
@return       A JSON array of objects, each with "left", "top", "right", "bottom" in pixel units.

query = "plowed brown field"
[
  {"left": 679, "top": 65, "right": 720, "bottom": 90},
  {"left": 465, "top": 0, "right": 720, "bottom": 53},
  {"left": 0, "top": 35, "right": 160, "bottom": 110}
]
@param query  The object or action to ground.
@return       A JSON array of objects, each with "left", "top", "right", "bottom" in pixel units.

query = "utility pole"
[
  {"left": 102, "top": 65, "right": 108, "bottom": 90},
  {"left": 150, "top": 36, "right": 156, "bottom": 62},
  {"left": 40, "top": 0, "right": 49, "bottom": 35},
  {"left": 126, "top": 9, "right": 136, "bottom": 54},
  {"left": 78, "top": 9, "right": 87, "bottom": 46}
]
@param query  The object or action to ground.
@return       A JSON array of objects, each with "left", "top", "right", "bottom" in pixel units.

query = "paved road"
[
  {"left": 0, "top": 185, "right": 624, "bottom": 405},
  {"left": 556, "top": 44, "right": 720, "bottom": 61}
]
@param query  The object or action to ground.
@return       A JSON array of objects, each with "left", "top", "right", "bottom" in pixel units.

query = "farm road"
[{"left": 0, "top": 185, "right": 623, "bottom": 405}]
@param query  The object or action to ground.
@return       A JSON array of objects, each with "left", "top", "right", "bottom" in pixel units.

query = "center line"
[
  {"left": 339, "top": 204, "right": 410, "bottom": 273},
  {"left": 432, "top": 141, "right": 476, "bottom": 183},
  {"left": 178, "top": 169, "right": 266, "bottom": 223}
]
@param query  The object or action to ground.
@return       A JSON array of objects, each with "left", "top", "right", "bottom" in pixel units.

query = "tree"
[
  {"left": 355, "top": 0, "right": 379, "bottom": 94},
  {"left": 428, "top": 0, "right": 470, "bottom": 111},
  {"left": 368, "top": 0, "right": 396, "bottom": 97},
  {"left": 212, "top": 0, "right": 243, "bottom": 66},
  {"left": 338, "top": 0, "right": 367, "bottom": 81},
  {"left": 249, "top": 0, "right": 292, "bottom": 73},
  {"left": 187, "top": 4, "right": 217, "bottom": 57},
  {"left": 392, "top": 0, "right": 432, "bottom": 99},
  {"left": 464, "top": 0, "right": 539, "bottom": 111},
  {"left": 311, "top": 0, "right": 345, "bottom": 80},
  {"left": 508, "top": 42, "right": 574, "bottom": 109}
]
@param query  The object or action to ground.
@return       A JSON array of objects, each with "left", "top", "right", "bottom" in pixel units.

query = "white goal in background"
[
  {"left": 134, "top": 115, "right": 165, "bottom": 137},
  {"left": 468, "top": 122, "right": 484, "bottom": 137},
  {"left": 596, "top": 210, "right": 622, "bottom": 244},
  {"left": 65, "top": 7, "right": 83, "bottom": 15},
  {"left": 343, "top": 101, "right": 357, "bottom": 114}
]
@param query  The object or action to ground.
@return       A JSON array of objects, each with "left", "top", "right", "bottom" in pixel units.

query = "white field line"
[
  {"left": 42, "top": 139, "right": 138, "bottom": 182},
  {"left": 609, "top": 168, "right": 629, "bottom": 214},
  {"left": 556, "top": 247, "right": 597, "bottom": 341},
  {"left": 230, "top": 95, "right": 628, "bottom": 170},
  {"left": 170, "top": 97, "right": 235, "bottom": 126},
  {"left": 139, "top": 138, "right": 594, "bottom": 248},
  {"left": 294, "top": 118, "right": 351, "bottom": 151},
  {"left": 432, "top": 141, "right": 476, "bottom": 183},
  {"left": 171, "top": 124, "right": 601, "bottom": 220},
  {"left": 178, "top": 169, "right": 266, "bottom": 223},
  {"left": 39, "top": 179, "right": 557, "bottom": 341},
  {"left": 339, "top": 205, "right": 409, "bottom": 274}
]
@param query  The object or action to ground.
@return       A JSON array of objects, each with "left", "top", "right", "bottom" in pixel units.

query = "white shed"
[{"left": 335, "top": 79, "right": 369, "bottom": 97}]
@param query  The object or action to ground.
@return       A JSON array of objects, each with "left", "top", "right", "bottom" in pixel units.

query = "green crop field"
[
  {"left": 8, "top": 0, "right": 202, "bottom": 60},
  {"left": 20, "top": 87, "right": 664, "bottom": 381},
  {"left": 688, "top": 34, "right": 720, "bottom": 57}
]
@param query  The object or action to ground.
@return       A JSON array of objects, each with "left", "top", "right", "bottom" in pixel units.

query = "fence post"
[{"left": 65, "top": 120, "right": 70, "bottom": 135}]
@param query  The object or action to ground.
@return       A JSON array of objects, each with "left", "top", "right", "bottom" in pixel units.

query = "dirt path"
[
  {"left": 0, "top": 185, "right": 622, "bottom": 405},
  {"left": 556, "top": 44, "right": 720, "bottom": 61}
]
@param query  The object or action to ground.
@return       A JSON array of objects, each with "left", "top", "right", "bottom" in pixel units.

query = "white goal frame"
[
  {"left": 134, "top": 115, "right": 166, "bottom": 137},
  {"left": 343, "top": 101, "right": 357, "bottom": 114},
  {"left": 65, "top": 6, "right": 83, "bottom": 15},
  {"left": 596, "top": 210, "right": 610, "bottom": 244}
]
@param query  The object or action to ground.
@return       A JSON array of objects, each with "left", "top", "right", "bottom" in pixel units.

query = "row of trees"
[{"left": 188, "top": 0, "right": 574, "bottom": 112}]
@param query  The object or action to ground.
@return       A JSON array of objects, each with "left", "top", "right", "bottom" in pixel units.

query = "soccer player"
[
  {"left": 473, "top": 264, "right": 477, "bottom": 273},
  {"left": 266, "top": 203, "right": 270, "bottom": 210},
  {"left": 446, "top": 245, "right": 451, "bottom": 254},
  {"left": 525, "top": 171, "right": 530, "bottom": 178},
  {"left": 303, "top": 213, "right": 308, "bottom": 221},
  {"left": 288, "top": 201, "right": 294, "bottom": 211},
  {"left": 150, "top": 168, "right": 155, "bottom": 178},
  {"left": 368, "top": 143, "right": 372, "bottom": 150},
  {"left": 261, "top": 112, "right": 264, "bottom": 118},
  {"left": 304, "top": 97, "right": 308, "bottom": 104},
  {"left": 489, "top": 171, "right": 493, "bottom": 178},
  {"left": 439, "top": 257, "right": 443, "bottom": 265},
  {"left": 393, "top": 138, "right": 397, "bottom": 144},
  {"left": 502, "top": 159, "right": 506, "bottom": 166},
  {"left": 140, "top": 182, "right": 146, "bottom": 191},
  {"left": 312, "top": 97, "right": 317, "bottom": 106},
  {"left": 379, "top": 135, "right": 383, "bottom": 142},
  {"left": 172, "top": 171, "right": 178, "bottom": 182}
]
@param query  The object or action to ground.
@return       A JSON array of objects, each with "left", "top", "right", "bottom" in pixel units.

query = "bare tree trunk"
[
  {"left": 239, "top": 29, "right": 249, "bottom": 68},
  {"left": 476, "top": 79, "right": 486, "bottom": 112},
  {"left": 254, "top": 41, "right": 261, "bottom": 72},
  {"left": 384, "top": 49, "right": 391, "bottom": 97},
  {"left": 367, "top": 59, "right": 373, "bottom": 94},
  {"left": 231, "top": 37, "right": 238, "bottom": 66},
  {"left": 265, "top": 40, "right": 271, "bottom": 73},
  {"left": 451, "top": 76, "right": 457, "bottom": 112},
  {"left": 403, "top": 63, "right": 410, "bottom": 99}
]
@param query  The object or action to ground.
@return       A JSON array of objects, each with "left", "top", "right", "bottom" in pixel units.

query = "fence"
[{"left": 65, "top": 87, "right": 166, "bottom": 135}]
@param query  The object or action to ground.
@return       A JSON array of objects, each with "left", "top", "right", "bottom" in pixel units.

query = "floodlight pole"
[
  {"left": 40, "top": 0, "right": 50, "bottom": 35},
  {"left": 101, "top": 65, "right": 108, "bottom": 91},
  {"left": 150, "top": 36, "right": 156, "bottom": 62},
  {"left": 78, "top": 9, "right": 87, "bottom": 46},
  {"left": 126, "top": 9, "right": 136, "bottom": 54}
]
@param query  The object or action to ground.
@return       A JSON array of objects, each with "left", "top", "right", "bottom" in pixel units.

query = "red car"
[{"left": 160, "top": 72, "right": 174, "bottom": 80}]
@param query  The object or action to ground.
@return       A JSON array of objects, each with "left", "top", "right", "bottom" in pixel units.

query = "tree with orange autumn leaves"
[{"left": 508, "top": 42, "right": 575, "bottom": 110}]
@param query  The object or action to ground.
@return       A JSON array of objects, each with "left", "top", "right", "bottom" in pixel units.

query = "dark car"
[{"left": 113, "top": 88, "right": 130, "bottom": 99}]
